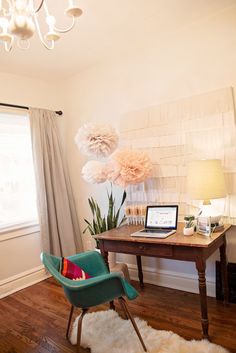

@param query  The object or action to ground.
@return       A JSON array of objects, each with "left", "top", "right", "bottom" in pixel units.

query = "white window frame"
[
  {"left": 0, "top": 223, "right": 40, "bottom": 242},
  {"left": 0, "top": 108, "right": 39, "bottom": 237}
]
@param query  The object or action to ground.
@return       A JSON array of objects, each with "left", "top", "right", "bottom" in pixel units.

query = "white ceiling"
[{"left": 0, "top": 0, "right": 235, "bottom": 81}]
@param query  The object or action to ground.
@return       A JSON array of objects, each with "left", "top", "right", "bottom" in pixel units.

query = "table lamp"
[{"left": 187, "top": 159, "right": 226, "bottom": 225}]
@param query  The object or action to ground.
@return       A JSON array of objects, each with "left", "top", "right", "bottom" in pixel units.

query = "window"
[{"left": 0, "top": 111, "right": 38, "bottom": 231}]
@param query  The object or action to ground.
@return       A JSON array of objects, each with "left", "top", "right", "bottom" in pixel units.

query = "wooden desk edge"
[{"left": 94, "top": 223, "right": 231, "bottom": 248}]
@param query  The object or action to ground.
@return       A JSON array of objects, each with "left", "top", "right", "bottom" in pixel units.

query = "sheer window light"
[{"left": 0, "top": 111, "right": 38, "bottom": 230}]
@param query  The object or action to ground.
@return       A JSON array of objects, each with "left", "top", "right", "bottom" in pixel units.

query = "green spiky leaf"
[{"left": 84, "top": 184, "right": 127, "bottom": 237}]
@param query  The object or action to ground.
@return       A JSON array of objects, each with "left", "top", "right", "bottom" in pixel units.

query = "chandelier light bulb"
[
  {"left": 15, "top": 0, "right": 27, "bottom": 12},
  {"left": 15, "top": 15, "right": 27, "bottom": 28},
  {"left": 0, "top": 16, "right": 12, "bottom": 43},
  {"left": 46, "top": 15, "right": 56, "bottom": 26}
]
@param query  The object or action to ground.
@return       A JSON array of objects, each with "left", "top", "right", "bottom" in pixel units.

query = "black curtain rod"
[{"left": 0, "top": 102, "right": 63, "bottom": 116}]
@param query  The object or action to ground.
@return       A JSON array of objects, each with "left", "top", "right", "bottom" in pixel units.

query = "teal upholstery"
[{"left": 41, "top": 251, "right": 138, "bottom": 308}]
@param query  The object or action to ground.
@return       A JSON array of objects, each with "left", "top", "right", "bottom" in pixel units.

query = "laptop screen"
[{"left": 145, "top": 205, "right": 178, "bottom": 230}]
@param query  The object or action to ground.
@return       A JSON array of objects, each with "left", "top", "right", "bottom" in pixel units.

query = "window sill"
[{"left": 0, "top": 223, "right": 40, "bottom": 242}]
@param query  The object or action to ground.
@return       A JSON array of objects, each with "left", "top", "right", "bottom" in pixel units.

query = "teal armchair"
[{"left": 41, "top": 251, "right": 147, "bottom": 352}]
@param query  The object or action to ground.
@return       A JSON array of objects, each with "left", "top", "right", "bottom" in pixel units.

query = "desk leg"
[
  {"left": 100, "top": 247, "right": 115, "bottom": 310},
  {"left": 136, "top": 256, "right": 144, "bottom": 288},
  {"left": 100, "top": 247, "right": 109, "bottom": 270},
  {"left": 196, "top": 258, "right": 209, "bottom": 339},
  {"left": 220, "top": 235, "right": 229, "bottom": 304}
]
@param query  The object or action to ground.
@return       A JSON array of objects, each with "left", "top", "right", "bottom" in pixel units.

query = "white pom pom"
[
  {"left": 82, "top": 160, "right": 108, "bottom": 184},
  {"left": 75, "top": 123, "right": 119, "bottom": 158}
]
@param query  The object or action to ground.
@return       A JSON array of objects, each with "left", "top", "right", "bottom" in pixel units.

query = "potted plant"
[
  {"left": 183, "top": 215, "right": 195, "bottom": 236},
  {"left": 83, "top": 186, "right": 126, "bottom": 248}
]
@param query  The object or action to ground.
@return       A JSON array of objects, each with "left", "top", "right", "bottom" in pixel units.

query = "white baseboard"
[
  {"left": 0, "top": 262, "right": 216, "bottom": 299},
  {"left": 0, "top": 265, "right": 51, "bottom": 299},
  {"left": 127, "top": 263, "right": 216, "bottom": 297}
]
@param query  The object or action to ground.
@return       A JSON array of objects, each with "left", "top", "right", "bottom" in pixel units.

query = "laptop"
[{"left": 131, "top": 205, "right": 178, "bottom": 239}]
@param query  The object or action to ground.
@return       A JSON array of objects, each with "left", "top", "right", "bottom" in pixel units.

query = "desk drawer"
[{"left": 104, "top": 240, "right": 173, "bottom": 258}]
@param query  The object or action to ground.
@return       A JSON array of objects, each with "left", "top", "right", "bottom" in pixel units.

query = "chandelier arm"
[
  {"left": 17, "top": 38, "right": 30, "bottom": 50},
  {"left": 54, "top": 17, "right": 76, "bottom": 33},
  {"left": 54, "top": 22, "right": 75, "bottom": 33},
  {"left": 33, "top": 13, "right": 54, "bottom": 50},
  {"left": 42, "top": 0, "right": 76, "bottom": 34},
  {"left": 35, "top": 0, "right": 44, "bottom": 13},
  {"left": 4, "top": 36, "right": 13, "bottom": 52},
  {"left": 41, "top": 39, "right": 55, "bottom": 50}
]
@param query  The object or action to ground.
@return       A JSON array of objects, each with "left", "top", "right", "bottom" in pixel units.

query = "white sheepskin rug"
[{"left": 70, "top": 310, "right": 229, "bottom": 353}]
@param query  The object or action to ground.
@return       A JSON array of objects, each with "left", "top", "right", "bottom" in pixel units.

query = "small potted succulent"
[{"left": 183, "top": 215, "right": 195, "bottom": 236}]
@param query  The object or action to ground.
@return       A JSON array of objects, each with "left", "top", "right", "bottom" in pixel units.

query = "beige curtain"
[{"left": 29, "top": 108, "right": 83, "bottom": 256}]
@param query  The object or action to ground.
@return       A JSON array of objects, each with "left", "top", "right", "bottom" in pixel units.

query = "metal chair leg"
[
  {"left": 66, "top": 305, "right": 74, "bottom": 340},
  {"left": 119, "top": 297, "right": 147, "bottom": 352},
  {"left": 76, "top": 308, "right": 88, "bottom": 353}
]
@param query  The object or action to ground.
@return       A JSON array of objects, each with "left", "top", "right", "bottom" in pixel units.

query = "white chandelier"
[{"left": 0, "top": 0, "right": 82, "bottom": 51}]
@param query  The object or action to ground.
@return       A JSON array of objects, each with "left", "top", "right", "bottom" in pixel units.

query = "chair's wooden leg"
[
  {"left": 119, "top": 297, "right": 147, "bottom": 352},
  {"left": 66, "top": 305, "right": 74, "bottom": 340},
  {"left": 110, "top": 300, "right": 115, "bottom": 310},
  {"left": 118, "top": 297, "right": 128, "bottom": 320},
  {"left": 77, "top": 308, "right": 88, "bottom": 353}
]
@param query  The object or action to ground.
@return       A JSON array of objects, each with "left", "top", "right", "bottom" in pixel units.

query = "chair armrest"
[
  {"left": 62, "top": 272, "right": 138, "bottom": 302},
  {"left": 41, "top": 263, "right": 112, "bottom": 290},
  {"left": 62, "top": 272, "right": 120, "bottom": 290}
]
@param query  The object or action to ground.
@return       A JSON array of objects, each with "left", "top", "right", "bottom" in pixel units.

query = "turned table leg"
[
  {"left": 220, "top": 235, "right": 229, "bottom": 304},
  {"left": 100, "top": 247, "right": 109, "bottom": 270},
  {"left": 136, "top": 255, "right": 144, "bottom": 288},
  {"left": 196, "top": 258, "right": 209, "bottom": 339}
]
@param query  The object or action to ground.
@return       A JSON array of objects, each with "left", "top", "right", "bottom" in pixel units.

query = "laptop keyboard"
[{"left": 141, "top": 229, "right": 170, "bottom": 234}]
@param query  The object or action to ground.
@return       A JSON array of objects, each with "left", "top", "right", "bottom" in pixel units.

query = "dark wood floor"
[{"left": 0, "top": 278, "right": 236, "bottom": 353}]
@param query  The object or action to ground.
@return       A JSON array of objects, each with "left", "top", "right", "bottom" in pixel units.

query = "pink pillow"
[{"left": 61, "top": 257, "right": 91, "bottom": 281}]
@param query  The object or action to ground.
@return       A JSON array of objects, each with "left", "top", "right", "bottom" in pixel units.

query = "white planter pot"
[{"left": 183, "top": 226, "right": 194, "bottom": 236}]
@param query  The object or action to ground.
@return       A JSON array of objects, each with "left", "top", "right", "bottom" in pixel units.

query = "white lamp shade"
[{"left": 187, "top": 159, "right": 226, "bottom": 202}]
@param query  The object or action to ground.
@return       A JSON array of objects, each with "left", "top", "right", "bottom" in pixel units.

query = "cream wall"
[
  {"left": 0, "top": 72, "right": 62, "bottom": 297},
  {"left": 0, "top": 72, "right": 63, "bottom": 110},
  {"left": 61, "top": 4, "right": 236, "bottom": 296}
]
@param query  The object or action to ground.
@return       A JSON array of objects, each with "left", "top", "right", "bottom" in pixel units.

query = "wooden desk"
[{"left": 95, "top": 223, "right": 231, "bottom": 339}]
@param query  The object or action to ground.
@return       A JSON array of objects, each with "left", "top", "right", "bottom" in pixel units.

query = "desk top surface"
[{"left": 94, "top": 223, "right": 231, "bottom": 248}]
